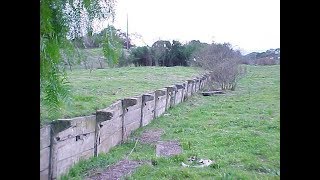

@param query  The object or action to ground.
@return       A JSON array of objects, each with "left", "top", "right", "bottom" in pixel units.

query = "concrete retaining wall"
[
  {"left": 166, "top": 86, "right": 176, "bottom": 110},
  {"left": 195, "top": 78, "right": 200, "bottom": 92},
  {"left": 182, "top": 81, "right": 188, "bottom": 101},
  {"left": 141, "top": 93, "right": 155, "bottom": 127},
  {"left": 174, "top": 84, "right": 184, "bottom": 105},
  {"left": 122, "top": 96, "right": 142, "bottom": 141},
  {"left": 193, "top": 79, "right": 198, "bottom": 92},
  {"left": 200, "top": 75, "right": 205, "bottom": 89},
  {"left": 40, "top": 72, "right": 211, "bottom": 179},
  {"left": 50, "top": 115, "right": 96, "bottom": 179},
  {"left": 95, "top": 100, "right": 123, "bottom": 155},
  {"left": 155, "top": 88, "right": 167, "bottom": 118},
  {"left": 187, "top": 80, "right": 194, "bottom": 97}
]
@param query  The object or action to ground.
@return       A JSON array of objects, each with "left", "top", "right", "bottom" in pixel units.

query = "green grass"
[
  {"left": 41, "top": 66, "right": 203, "bottom": 124},
  {"left": 61, "top": 65, "right": 280, "bottom": 179}
]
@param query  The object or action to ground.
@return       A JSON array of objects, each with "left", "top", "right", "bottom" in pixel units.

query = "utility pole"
[{"left": 126, "top": 13, "right": 129, "bottom": 50}]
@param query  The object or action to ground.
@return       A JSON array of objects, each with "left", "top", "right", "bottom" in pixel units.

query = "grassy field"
[
  {"left": 61, "top": 65, "right": 280, "bottom": 179},
  {"left": 40, "top": 66, "right": 203, "bottom": 123}
]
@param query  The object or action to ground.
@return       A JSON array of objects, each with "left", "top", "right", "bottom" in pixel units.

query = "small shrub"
[{"left": 192, "top": 43, "right": 246, "bottom": 90}]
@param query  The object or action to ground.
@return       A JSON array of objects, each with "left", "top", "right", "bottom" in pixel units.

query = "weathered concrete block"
[
  {"left": 50, "top": 115, "right": 96, "bottom": 179},
  {"left": 96, "top": 100, "right": 123, "bottom": 155},
  {"left": 122, "top": 96, "right": 142, "bottom": 141},
  {"left": 207, "top": 72, "right": 213, "bottom": 83},
  {"left": 96, "top": 100, "right": 123, "bottom": 123},
  {"left": 200, "top": 75, "right": 206, "bottom": 89},
  {"left": 193, "top": 78, "right": 197, "bottom": 92},
  {"left": 141, "top": 93, "right": 155, "bottom": 126},
  {"left": 193, "top": 78, "right": 197, "bottom": 94},
  {"left": 56, "top": 133, "right": 94, "bottom": 161},
  {"left": 57, "top": 132, "right": 93, "bottom": 158},
  {"left": 40, "top": 147, "right": 50, "bottom": 172},
  {"left": 40, "top": 125, "right": 51, "bottom": 180},
  {"left": 203, "top": 74, "right": 210, "bottom": 87},
  {"left": 182, "top": 81, "right": 188, "bottom": 101},
  {"left": 97, "top": 129, "right": 122, "bottom": 154},
  {"left": 195, "top": 78, "right": 200, "bottom": 92},
  {"left": 55, "top": 148, "right": 93, "bottom": 178},
  {"left": 201, "top": 75, "right": 205, "bottom": 87},
  {"left": 52, "top": 136, "right": 95, "bottom": 179},
  {"left": 187, "top": 80, "right": 194, "bottom": 97},
  {"left": 40, "top": 169, "right": 49, "bottom": 180},
  {"left": 155, "top": 88, "right": 167, "bottom": 118},
  {"left": 174, "top": 84, "right": 184, "bottom": 105},
  {"left": 123, "top": 103, "right": 141, "bottom": 126},
  {"left": 96, "top": 110, "right": 122, "bottom": 141},
  {"left": 40, "top": 125, "right": 51, "bottom": 150},
  {"left": 166, "top": 86, "right": 176, "bottom": 110},
  {"left": 52, "top": 115, "right": 96, "bottom": 139},
  {"left": 193, "top": 78, "right": 198, "bottom": 93}
]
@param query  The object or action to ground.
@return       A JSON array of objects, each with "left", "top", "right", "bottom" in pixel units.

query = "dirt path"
[
  {"left": 86, "top": 128, "right": 182, "bottom": 179},
  {"left": 86, "top": 129, "right": 164, "bottom": 179},
  {"left": 86, "top": 159, "right": 145, "bottom": 180}
]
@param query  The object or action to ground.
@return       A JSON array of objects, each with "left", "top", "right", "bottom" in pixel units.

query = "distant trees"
[
  {"left": 129, "top": 46, "right": 153, "bottom": 66},
  {"left": 243, "top": 48, "right": 280, "bottom": 65},
  {"left": 126, "top": 40, "right": 197, "bottom": 67},
  {"left": 124, "top": 40, "right": 246, "bottom": 90},
  {"left": 68, "top": 36, "right": 249, "bottom": 92},
  {"left": 167, "top": 40, "right": 188, "bottom": 66},
  {"left": 185, "top": 40, "right": 209, "bottom": 66}
]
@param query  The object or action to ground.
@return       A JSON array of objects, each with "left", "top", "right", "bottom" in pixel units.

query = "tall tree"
[
  {"left": 129, "top": 46, "right": 152, "bottom": 66},
  {"left": 184, "top": 40, "right": 208, "bottom": 65},
  {"left": 151, "top": 40, "right": 171, "bottom": 66},
  {"left": 168, "top": 40, "right": 187, "bottom": 66},
  {"left": 40, "top": 0, "right": 116, "bottom": 120}
]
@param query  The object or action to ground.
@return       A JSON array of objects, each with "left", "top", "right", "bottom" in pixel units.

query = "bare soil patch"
[
  {"left": 138, "top": 128, "right": 164, "bottom": 144},
  {"left": 86, "top": 159, "right": 147, "bottom": 180},
  {"left": 156, "top": 140, "right": 182, "bottom": 157}
]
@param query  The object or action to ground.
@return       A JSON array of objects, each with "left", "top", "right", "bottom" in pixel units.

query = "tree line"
[
  {"left": 71, "top": 27, "right": 243, "bottom": 69},
  {"left": 70, "top": 27, "right": 246, "bottom": 91}
]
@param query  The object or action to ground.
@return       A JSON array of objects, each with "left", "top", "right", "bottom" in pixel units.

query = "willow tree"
[
  {"left": 40, "top": 0, "right": 116, "bottom": 121},
  {"left": 101, "top": 25, "right": 123, "bottom": 67}
]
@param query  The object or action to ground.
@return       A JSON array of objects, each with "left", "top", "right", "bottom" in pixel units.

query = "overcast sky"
[{"left": 98, "top": 0, "right": 280, "bottom": 55}]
